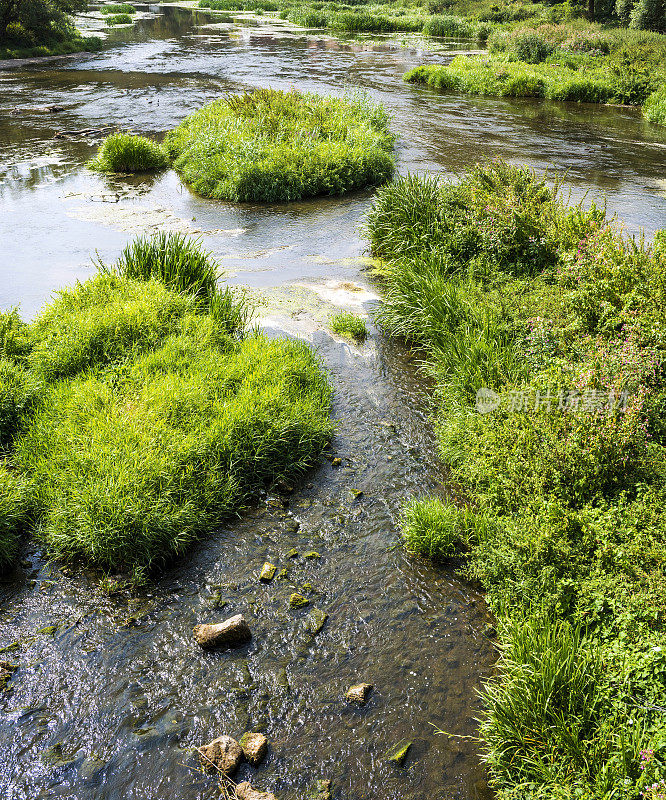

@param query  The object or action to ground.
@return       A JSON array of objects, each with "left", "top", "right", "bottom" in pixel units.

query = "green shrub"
[
  {"left": 164, "top": 89, "right": 395, "bottom": 202},
  {"left": 87, "top": 133, "right": 168, "bottom": 173},
  {"left": 0, "top": 463, "right": 31, "bottom": 569},
  {"left": 199, "top": 0, "right": 279, "bottom": 10},
  {"left": 329, "top": 311, "right": 367, "bottom": 342},
  {"left": 422, "top": 13, "right": 474, "bottom": 37},
  {"left": 100, "top": 2, "right": 135, "bottom": 13}
]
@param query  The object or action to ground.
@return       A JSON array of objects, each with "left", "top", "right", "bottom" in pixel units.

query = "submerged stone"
[
  {"left": 303, "top": 551, "right": 321, "bottom": 559},
  {"left": 287, "top": 548, "right": 299, "bottom": 559},
  {"left": 345, "top": 683, "right": 373, "bottom": 705},
  {"left": 289, "top": 593, "right": 309, "bottom": 609},
  {"left": 260, "top": 562, "right": 277, "bottom": 582},
  {"left": 239, "top": 731, "right": 268, "bottom": 766},
  {"left": 387, "top": 740, "right": 412, "bottom": 766},
  {"left": 236, "top": 781, "right": 277, "bottom": 800},
  {"left": 197, "top": 734, "right": 242, "bottom": 775},
  {"left": 331, "top": 457, "right": 342, "bottom": 467},
  {"left": 313, "top": 779, "right": 332, "bottom": 799},
  {"left": 307, "top": 608, "right": 328, "bottom": 636},
  {"left": 193, "top": 615, "right": 251, "bottom": 649}
]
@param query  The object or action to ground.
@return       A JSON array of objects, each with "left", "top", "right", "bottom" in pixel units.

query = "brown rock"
[
  {"left": 197, "top": 735, "right": 242, "bottom": 775},
  {"left": 345, "top": 683, "right": 373, "bottom": 704},
  {"left": 235, "top": 781, "right": 277, "bottom": 800},
  {"left": 193, "top": 615, "right": 251, "bottom": 649},
  {"left": 239, "top": 731, "right": 268, "bottom": 766}
]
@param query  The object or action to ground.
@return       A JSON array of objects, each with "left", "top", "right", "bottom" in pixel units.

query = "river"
[{"left": 0, "top": 6, "right": 664, "bottom": 799}]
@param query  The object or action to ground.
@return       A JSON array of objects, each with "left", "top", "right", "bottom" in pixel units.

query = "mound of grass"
[
  {"left": 104, "top": 12, "right": 133, "bottom": 24},
  {"left": 0, "top": 463, "right": 31, "bottom": 568},
  {"left": 100, "top": 2, "right": 136, "bottom": 13},
  {"left": 401, "top": 496, "right": 484, "bottom": 560},
  {"left": 163, "top": 88, "right": 395, "bottom": 202},
  {"left": 367, "top": 161, "right": 666, "bottom": 797},
  {"left": 329, "top": 311, "right": 367, "bottom": 342},
  {"left": 87, "top": 133, "right": 168, "bottom": 173},
  {"left": 5, "top": 234, "right": 332, "bottom": 576},
  {"left": 199, "top": 0, "right": 279, "bottom": 9}
]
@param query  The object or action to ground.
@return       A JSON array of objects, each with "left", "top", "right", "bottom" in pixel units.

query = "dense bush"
[
  {"left": 373, "top": 162, "right": 666, "bottom": 798},
  {"left": 87, "top": 133, "right": 168, "bottom": 173},
  {"left": 164, "top": 89, "right": 395, "bottom": 202}
]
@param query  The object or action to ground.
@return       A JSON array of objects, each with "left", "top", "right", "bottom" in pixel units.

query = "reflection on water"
[{"left": 0, "top": 7, "right": 664, "bottom": 799}]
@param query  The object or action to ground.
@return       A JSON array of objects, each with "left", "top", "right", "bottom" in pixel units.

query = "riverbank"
[{"left": 366, "top": 161, "right": 666, "bottom": 799}]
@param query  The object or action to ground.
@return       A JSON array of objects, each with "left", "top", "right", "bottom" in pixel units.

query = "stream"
[{"left": 0, "top": 6, "right": 665, "bottom": 799}]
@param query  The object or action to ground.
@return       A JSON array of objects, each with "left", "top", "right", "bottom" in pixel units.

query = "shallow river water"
[{"left": 0, "top": 6, "right": 665, "bottom": 800}]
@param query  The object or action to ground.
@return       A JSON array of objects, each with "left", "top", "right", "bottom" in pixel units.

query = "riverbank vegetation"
[
  {"left": 0, "top": 0, "right": 101, "bottom": 60},
  {"left": 367, "top": 161, "right": 666, "bottom": 798},
  {"left": 87, "top": 133, "right": 168, "bottom": 173},
  {"left": 0, "top": 234, "right": 332, "bottom": 577},
  {"left": 194, "top": 0, "right": 666, "bottom": 125},
  {"left": 164, "top": 89, "right": 395, "bottom": 202}
]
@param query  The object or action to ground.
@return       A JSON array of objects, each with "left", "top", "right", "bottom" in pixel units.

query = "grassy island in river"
[
  {"left": 163, "top": 89, "right": 395, "bottom": 203},
  {"left": 0, "top": 233, "right": 333, "bottom": 578},
  {"left": 366, "top": 161, "right": 666, "bottom": 799}
]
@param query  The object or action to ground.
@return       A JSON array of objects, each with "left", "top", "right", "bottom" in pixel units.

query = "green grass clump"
[
  {"left": 0, "top": 463, "right": 31, "bottom": 568},
  {"left": 2, "top": 233, "right": 332, "bottom": 576},
  {"left": 104, "top": 12, "right": 133, "bottom": 24},
  {"left": 401, "top": 497, "right": 484, "bottom": 560},
  {"left": 164, "top": 88, "right": 395, "bottom": 203},
  {"left": 199, "top": 0, "right": 279, "bottom": 9},
  {"left": 87, "top": 133, "right": 168, "bottom": 173},
  {"left": 367, "top": 161, "right": 666, "bottom": 797},
  {"left": 110, "top": 232, "right": 219, "bottom": 304},
  {"left": 100, "top": 3, "right": 136, "bottom": 13},
  {"left": 329, "top": 311, "right": 367, "bottom": 342},
  {"left": 644, "top": 85, "right": 666, "bottom": 123}
]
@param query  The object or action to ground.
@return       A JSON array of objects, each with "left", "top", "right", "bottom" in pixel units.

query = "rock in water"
[
  {"left": 193, "top": 615, "right": 251, "bottom": 649},
  {"left": 345, "top": 683, "right": 373, "bottom": 704},
  {"left": 260, "top": 562, "right": 276, "bottom": 582},
  {"left": 235, "top": 781, "right": 278, "bottom": 800},
  {"left": 387, "top": 740, "right": 412, "bottom": 766},
  {"left": 289, "top": 593, "right": 309, "bottom": 609},
  {"left": 307, "top": 608, "right": 328, "bottom": 636},
  {"left": 197, "top": 735, "right": 243, "bottom": 775},
  {"left": 239, "top": 731, "right": 268, "bottom": 766}
]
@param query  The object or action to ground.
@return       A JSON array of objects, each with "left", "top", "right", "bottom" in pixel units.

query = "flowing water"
[{"left": 0, "top": 6, "right": 665, "bottom": 799}]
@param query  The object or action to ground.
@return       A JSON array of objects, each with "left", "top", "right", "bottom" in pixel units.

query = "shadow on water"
[{"left": 0, "top": 6, "right": 665, "bottom": 798}]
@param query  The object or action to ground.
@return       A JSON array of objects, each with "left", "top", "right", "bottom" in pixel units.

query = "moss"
[
  {"left": 289, "top": 592, "right": 309, "bottom": 608},
  {"left": 259, "top": 562, "right": 277, "bottom": 581},
  {"left": 164, "top": 89, "right": 395, "bottom": 203},
  {"left": 307, "top": 608, "right": 328, "bottom": 635}
]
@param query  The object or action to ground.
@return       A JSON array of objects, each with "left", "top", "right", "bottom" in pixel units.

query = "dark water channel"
[{"left": 0, "top": 6, "right": 665, "bottom": 800}]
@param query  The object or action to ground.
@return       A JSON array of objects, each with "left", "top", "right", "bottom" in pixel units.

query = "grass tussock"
[
  {"left": 104, "top": 12, "right": 133, "bottom": 25},
  {"left": 329, "top": 311, "right": 367, "bottom": 342},
  {"left": 100, "top": 3, "right": 136, "bottom": 13},
  {"left": 0, "top": 234, "right": 333, "bottom": 576},
  {"left": 374, "top": 161, "right": 666, "bottom": 798},
  {"left": 0, "top": 463, "right": 31, "bottom": 568},
  {"left": 164, "top": 88, "right": 395, "bottom": 202},
  {"left": 87, "top": 133, "right": 168, "bottom": 173}
]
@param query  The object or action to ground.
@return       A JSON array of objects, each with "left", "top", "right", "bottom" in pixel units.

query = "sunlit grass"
[
  {"left": 164, "top": 88, "right": 395, "bottom": 202},
  {"left": 87, "top": 133, "right": 168, "bottom": 173},
  {"left": 329, "top": 311, "right": 368, "bottom": 342}
]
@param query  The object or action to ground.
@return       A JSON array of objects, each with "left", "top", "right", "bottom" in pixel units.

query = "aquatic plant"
[
  {"left": 367, "top": 162, "right": 666, "bottom": 798},
  {"left": 100, "top": 3, "right": 136, "bottom": 13},
  {"left": 329, "top": 311, "right": 367, "bottom": 342},
  {"left": 104, "top": 12, "right": 133, "bottom": 24},
  {"left": 164, "top": 88, "right": 395, "bottom": 202},
  {"left": 87, "top": 133, "right": 168, "bottom": 173}
]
